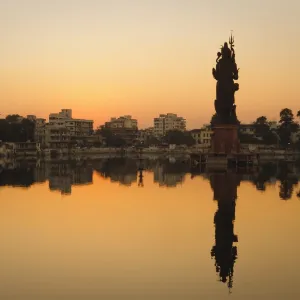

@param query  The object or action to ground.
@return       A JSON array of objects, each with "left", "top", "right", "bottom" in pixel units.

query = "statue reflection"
[{"left": 210, "top": 171, "right": 240, "bottom": 291}]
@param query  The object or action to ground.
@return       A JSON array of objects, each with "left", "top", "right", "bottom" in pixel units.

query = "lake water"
[{"left": 1, "top": 158, "right": 300, "bottom": 299}]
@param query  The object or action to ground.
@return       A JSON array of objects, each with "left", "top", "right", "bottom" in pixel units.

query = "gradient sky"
[{"left": 0, "top": 0, "right": 300, "bottom": 128}]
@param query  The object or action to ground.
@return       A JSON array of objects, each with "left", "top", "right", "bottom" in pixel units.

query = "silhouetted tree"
[
  {"left": 277, "top": 108, "right": 298, "bottom": 147},
  {"left": 238, "top": 132, "right": 261, "bottom": 144},
  {"left": 0, "top": 116, "right": 35, "bottom": 142},
  {"left": 253, "top": 116, "right": 269, "bottom": 136},
  {"left": 252, "top": 163, "right": 277, "bottom": 191},
  {"left": 145, "top": 136, "right": 160, "bottom": 146},
  {"left": 95, "top": 127, "right": 126, "bottom": 147},
  {"left": 252, "top": 116, "right": 278, "bottom": 145},
  {"left": 163, "top": 130, "right": 195, "bottom": 146},
  {"left": 5, "top": 114, "right": 22, "bottom": 123}
]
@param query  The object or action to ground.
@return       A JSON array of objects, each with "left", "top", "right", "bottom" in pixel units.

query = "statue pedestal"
[{"left": 211, "top": 124, "right": 239, "bottom": 154}]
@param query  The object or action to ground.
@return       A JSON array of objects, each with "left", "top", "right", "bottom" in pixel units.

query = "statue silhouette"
[{"left": 212, "top": 34, "right": 240, "bottom": 125}]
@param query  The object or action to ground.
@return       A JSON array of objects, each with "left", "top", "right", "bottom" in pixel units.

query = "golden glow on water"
[{"left": 0, "top": 172, "right": 300, "bottom": 299}]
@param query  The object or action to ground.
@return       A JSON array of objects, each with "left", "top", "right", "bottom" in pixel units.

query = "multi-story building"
[
  {"left": 45, "top": 124, "right": 71, "bottom": 149},
  {"left": 154, "top": 113, "right": 186, "bottom": 137},
  {"left": 190, "top": 129, "right": 202, "bottom": 145},
  {"left": 103, "top": 115, "right": 138, "bottom": 146},
  {"left": 49, "top": 109, "right": 93, "bottom": 137},
  {"left": 34, "top": 118, "right": 46, "bottom": 145},
  {"left": 105, "top": 115, "right": 138, "bottom": 129},
  {"left": 200, "top": 125, "right": 213, "bottom": 146},
  {"left": 28, "top": 109, "right": 92, "bottom": 148},
  {"left": 190, "top": 126, "right": 213, "bottom": 146}
]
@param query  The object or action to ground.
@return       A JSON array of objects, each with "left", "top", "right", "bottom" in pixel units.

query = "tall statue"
[{"left": 212, "top": 34, "right": 239, "bottom": 124}]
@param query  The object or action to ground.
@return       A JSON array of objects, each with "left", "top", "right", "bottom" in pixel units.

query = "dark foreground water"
[{"left": 0, "top": 158, "right": 300, "bottom": 299}]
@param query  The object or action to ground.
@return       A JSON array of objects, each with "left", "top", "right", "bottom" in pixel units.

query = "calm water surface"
[{"left": 0, "top": 158, "right": 300, "bottom": 299}]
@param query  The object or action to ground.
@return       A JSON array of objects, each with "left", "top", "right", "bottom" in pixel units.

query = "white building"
[
  {"left": 200, "top": 126, "right": 213, "bottom": 145},
  {"left": 154, "top": 113, "right": 186, "bottom": 137},
  {"left": 190, "top": 126, "right": 213, "bottom": 147}
]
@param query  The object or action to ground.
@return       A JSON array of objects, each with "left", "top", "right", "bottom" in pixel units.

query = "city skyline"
[{"left": 1, "top": 0, "right": 300, "bottom": 128}]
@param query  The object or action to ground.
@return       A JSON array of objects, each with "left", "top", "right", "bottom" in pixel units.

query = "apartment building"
[
  {"left": 103, "top": 115, "right": 138, "bottom": 145},
  {"left": 154, "top": 113, "right": 186, "bottom": 137},
  {"left": 190, "top": 129, "right": 202, "bottom": 144},
  {"left": 104, "top": 115, "right": 138, "bottom": 129},
  {"left": 190, "top": 126, "right": 213, "bottom": 146},
  {"left": 34, "top": 118, "right": 46, "bottom": 145},
  {"left": 200, "top": 125, "right": 213, "bottom": 146},
  {"left": 45, "top": 125, "right": 71, "bottom": 149},
  {"left": 49, "top": 109, "right": 93, "bottom": 137}
]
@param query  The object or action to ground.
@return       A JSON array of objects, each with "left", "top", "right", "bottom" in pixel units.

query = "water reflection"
[
  {"left": 0, "top": 160, "right": 93, "bottom": 195},
  {"left": 1, "top": 158, "right": 300, "bottom": 298},
  {"left": 210, "top": 172, "right": 239, "bottom": 291},
  {"left": 1, "top": 158, "right": 300, "bottom": 200}
]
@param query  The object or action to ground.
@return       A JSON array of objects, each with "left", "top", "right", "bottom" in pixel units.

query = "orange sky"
[{"left": 0, "top": 0, "right": 300, "bottom": 128}]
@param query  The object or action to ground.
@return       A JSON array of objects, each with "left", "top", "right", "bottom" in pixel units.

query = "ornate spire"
[{"left": 229, "top": 31, "right": 235, "bottom": 49}]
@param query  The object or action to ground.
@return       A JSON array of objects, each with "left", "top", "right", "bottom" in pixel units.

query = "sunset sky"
[{"left": 0, "top": 0, "right": 299, "bottom": 128}]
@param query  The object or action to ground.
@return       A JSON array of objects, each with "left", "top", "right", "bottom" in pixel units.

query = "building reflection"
[
  {"left": 209, "top": 171, "right": 240, "bottom": 291},
  {"left": 153, "top": 159, "right": 190, "bottom": 187},
  {"left": 47, "top": 162, "right": 93, "bottom": 195},
  {"left": 93, "top": 158, "right": 189, "bottom": 188},
  {"left": 0, "top": 160, "right": 93, "bottom": 195},
  {"left": 94, "top": 158, "right": 137, "bottom": 186},
  {"left": 0, "top": 158, "right": 300, "bottom": 198}
]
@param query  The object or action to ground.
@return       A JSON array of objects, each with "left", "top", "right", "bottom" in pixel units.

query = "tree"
[
  {"left": 5, "top": 114, "right": 22, "bottom": 123},
  {"left": 263, "top": 130, "right": 279, "bottom": 145},
  {"left": 163, "top": 130, "right": 195, "bottom": 146},
  {"left": 0, "top": 116, "right": 35, "bottom": 142},
  {"left": 253, "top": 116, "right": 269, "bottom": 137},
  {"left": 277, "top": 108, "right": 298, "bottom": 147},
  {"left": 95, "top": 127, "right": 126, "bottom": 147},
  {"left": 238, "top": 132, "right": 262, "bottom": 144},
  {"left": 280, "top": 108, "right": 294, "bottom": 123},
  {"left": 145, "top": 136, "right": 160, "bottom": 146},
  {"left": 252, "top": 116, "right": 280, "bottom": 145}
]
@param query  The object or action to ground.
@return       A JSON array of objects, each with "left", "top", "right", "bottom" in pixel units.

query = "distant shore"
[{"left": 1, "top": 146, "right": 299, "bottom": 165}]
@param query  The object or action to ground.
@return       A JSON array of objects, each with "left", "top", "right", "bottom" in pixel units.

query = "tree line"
[
  {"left": 0, "top": 115, "right": 35, "bottom": 142},
  {"left": 246, "top": 108, "right": 300, "bottom": 148}
]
